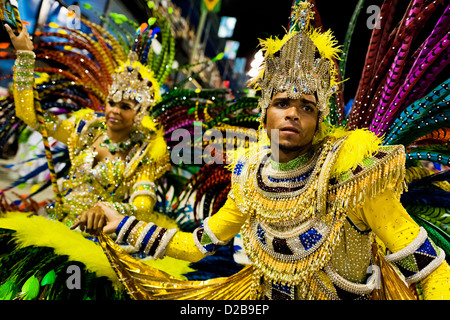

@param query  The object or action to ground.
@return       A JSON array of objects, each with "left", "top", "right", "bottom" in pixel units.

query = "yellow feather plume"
[
  {"left": 140, "top": 116, "right": 168, "bottom": 161},
  {"left": 0, "top": 212, "right": 120, "bottom": 288},
  {"left": 142, "top": 115, "right": 158, "bottom": 132},
  {"left": 71, "top": 108, "right": 95, "bottom": 122},
  {"left": 259, "top": 31, "right": 295, "bottom": 57},
  {"left": 312, "top": 122, "right": 347, "bottom": 145},
  {"left": 147, "top": 125, "right": 168, "bottom": 161},
  {"left": 307, "top": 28, "right": 342, "bottom": 61},
  {"left": 331, "top": 128, "right": 383, "bottom": 177},
  {"left": 308, "top": 27, "right": 342, "bottom": 90},
  {"left": 249, "top": 28, "right": 342, "bottom": 91},
  {"left": 0, "top": 212, "right": 197, "bottom": 283}
]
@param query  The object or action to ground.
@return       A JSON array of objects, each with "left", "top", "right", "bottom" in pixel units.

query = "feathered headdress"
[
  {"left": 248, "top": 0, "right": 341, "bottom": 125},
  {"left": 108, "top": 21, "right": 167, "bottom": 132}
]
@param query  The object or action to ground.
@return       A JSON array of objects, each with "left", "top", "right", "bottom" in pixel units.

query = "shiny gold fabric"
[
  {"left": 371, "top": 243, "right": 417, "bottom": 300},
  {"left": 98, "top": 232, "right": 254, "bottom": 300}
]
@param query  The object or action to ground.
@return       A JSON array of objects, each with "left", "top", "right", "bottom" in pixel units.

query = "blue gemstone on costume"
[
  {"left": 416, "top": 238, "right": 437, "bottom": 257},
  {"left": 257, "top": 224, "right": 266, "bottom": 245},
  {"left": 299, "top": 228, "right": 322, "bottom": 250},
  {"left": 234, "top": 161, "right": 245, "bottom": 176}
]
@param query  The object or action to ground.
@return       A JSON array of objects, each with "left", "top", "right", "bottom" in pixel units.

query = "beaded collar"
[
  {"left": 257, "top": 145, "right": 321, "bottom": 197},
  {"left": 269, "top": 149, "right": 314, "bottom": 171},
  {"left": 99, "top": 130, "right": 144, "bottom": 155},
  {"left": 240, "top": 137, "right": 350, "bottom": 291}
]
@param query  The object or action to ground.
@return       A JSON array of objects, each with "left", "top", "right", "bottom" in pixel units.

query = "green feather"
[
  {"left": 20, "top": 275, "right": 40, "bottom": 300},
  {"left": 0, "top": 280, "right": 19, "bottom": 300},
  {"left": 41, "top": 270, "right": 56, "bottom": 286},
  {"left": 339, "top": 0, "right": 365, "bottom": 81}
]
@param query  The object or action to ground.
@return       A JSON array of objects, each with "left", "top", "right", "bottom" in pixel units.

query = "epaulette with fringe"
[{"left": 329, "top": 144, "right": 406, "bottom": 209}]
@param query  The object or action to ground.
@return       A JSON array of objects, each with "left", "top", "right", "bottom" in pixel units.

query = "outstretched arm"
[
  {"left": 7, "top": 25, "right": 36, "bottom": 128},
  {"left": 7, "top": 25, "right": 75, "bottom": 145},
  {"left": 352, "top": 189, "right": 450, "bottom": 299},
  {"left": 100, "top": 163, "right": 177, "bottom": 229},
  {"left": 72, "top": 197, "right": 247, "bottom": 263}
]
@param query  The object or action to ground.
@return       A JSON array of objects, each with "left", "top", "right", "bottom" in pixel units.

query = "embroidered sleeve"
[
  {"left": 129, "top": 168, "right": 157, "bottom": 220},
  {"left": 165, "top": 197, "right": 245, "bottom": 262},
  {"left": 384, "top": 228, "right": 446, "bottom": 284},
  {"left": 114, "top": 215, "right": 210, "bottom": 262},
  {"left": 13, "top": 50, "right": 82, "bottom": 146},
  {"left": 128, "top": 156, "right": 170, "bottom": 222},
  {"left": 383, "top": 226, "right": 450, "bottom": 299},
  {"left": 192, "top": 196, "right": 246, "bottom": 256},
  {"left": 115, "top": 215, "right": 177, "bottom": 260},
  {"left": 355, "top": 188, "right": 450, "bottom": 299},
  {"left": 193, "top": 217, "right": 230, "bottom": 256},
  {"left": 13, "top": 50, "right": 36, "bottom": 127}
]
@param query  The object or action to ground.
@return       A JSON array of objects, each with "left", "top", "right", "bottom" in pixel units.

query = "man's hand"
[
  {"left": 5, "top": 24, "right": 34, "bottom": 51},
  {"left": 71, "top": 202, "right": 124, "bottom": 235}
]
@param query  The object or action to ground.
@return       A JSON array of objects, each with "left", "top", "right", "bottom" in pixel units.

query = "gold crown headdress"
[
  {"left": 249, "top": 0, "right": 341, "bottom": 125},
  {"left": 108, "top": 50, "right": 160, "bottom": 111},
  {"left": 106, "top": 23, "right": 165, "bottom": 134}
]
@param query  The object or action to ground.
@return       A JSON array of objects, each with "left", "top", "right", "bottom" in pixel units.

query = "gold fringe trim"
[
  {"left": 97, "top": 232, "right": 254, "bottom": 300},
  {"left": 241, "top": 137, "right": 348, "bottom": 294},
  {"left": 328, "top": 145, "right": 406, "bottom": 210},
  {"left": 235, "top": 139, "right": 407, "bottom": 299}
]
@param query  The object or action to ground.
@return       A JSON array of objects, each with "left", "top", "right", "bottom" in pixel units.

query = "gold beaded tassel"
[
  {"left": 244, "top": 153, "right": 327, "bottom": 223},
  {"left": 240, "top": 137, "right": 348, "bottom": 298},
  {"left": 249, "top": 268, "right": 264, "bottom": 299},
  {"left": 328, "top": 145, "right": 406, "bottom": 211}
]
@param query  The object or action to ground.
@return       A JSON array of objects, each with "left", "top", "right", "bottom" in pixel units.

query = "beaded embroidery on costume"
[{"left": 229, "top": 133, "right": 406, "bottom": 299}]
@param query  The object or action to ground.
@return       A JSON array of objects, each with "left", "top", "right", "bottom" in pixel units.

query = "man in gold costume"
[{"left": 74, "top": 1, "right": 450, "bottom": 300}]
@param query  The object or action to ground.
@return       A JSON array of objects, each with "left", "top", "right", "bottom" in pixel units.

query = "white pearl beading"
[
  {"left": 116, "top": 216, "right": 136, "bottom": 243},
  {"left": 385, "top": 227, "right": 446, "bottom": 284},
  {"left": 384, "top": 227, "right": 428, "bottom": 262}
]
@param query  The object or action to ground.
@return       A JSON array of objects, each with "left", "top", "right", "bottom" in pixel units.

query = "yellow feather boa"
[
  {"left": 328, "top": 127, "right": 383, "bottom": 178},
  {"left": 0, "top": 212, "right": 195, "bottom": 286},
  {"left": 0, "top": 212, "right": 119, "bottom": 286}
]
